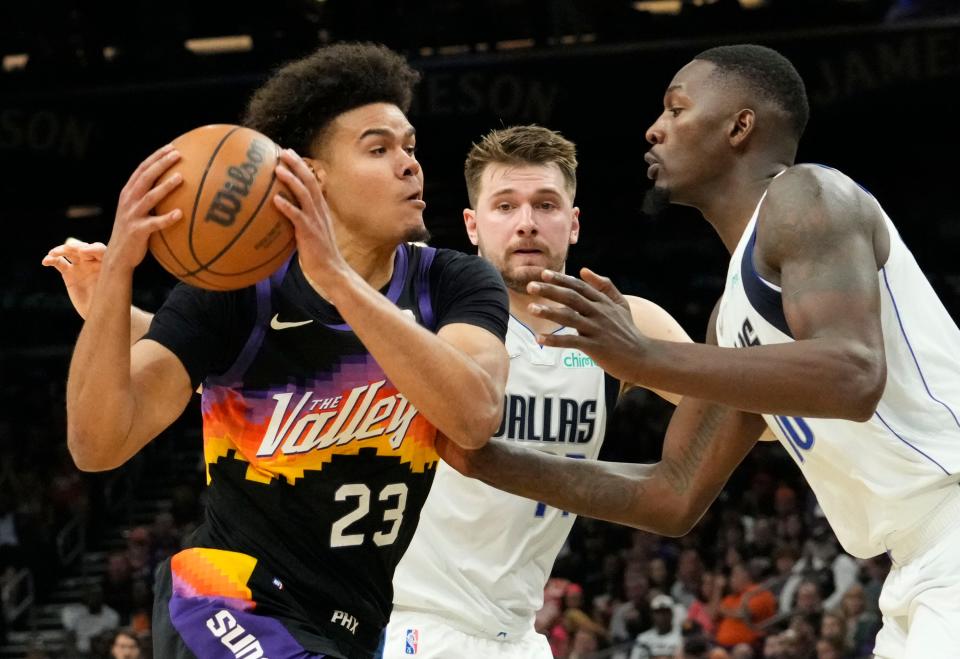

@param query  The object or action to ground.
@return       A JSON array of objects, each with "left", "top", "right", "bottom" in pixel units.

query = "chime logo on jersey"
[
  {"left": 561, "top": 349, "right": 598, "bottom": 369},
  {"left": 256, "top": 380, "right": 420, "bottom": 457}
]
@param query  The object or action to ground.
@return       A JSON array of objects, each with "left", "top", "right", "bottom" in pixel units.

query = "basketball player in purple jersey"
[{"left": 47, "top": 43, "right": 509, "bottom": 659}]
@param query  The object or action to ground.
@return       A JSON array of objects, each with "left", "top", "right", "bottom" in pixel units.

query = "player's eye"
[
  {"left": 670, "top": 108, "right": 683, "bottom": 117},
  {"left": 404, "top": 145, "right": 417, "bottom": 156}
]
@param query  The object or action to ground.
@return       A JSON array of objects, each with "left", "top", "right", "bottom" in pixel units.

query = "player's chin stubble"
[{"left": 642, "top": 186, "right": 671, "bottom": 217}]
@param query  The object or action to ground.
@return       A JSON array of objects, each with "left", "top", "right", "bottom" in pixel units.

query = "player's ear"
[
  {"left": 463, "top": 208, "right": 479, "bottom": 247},
  {"left": 569, "top": 207, "right": 580, "bottom": 245},
  {"left": 302, "top": 157, "right": 327, "bottom": 191},
  {"left": 729, "top": 108, "right": 755, "bottom": 147}
]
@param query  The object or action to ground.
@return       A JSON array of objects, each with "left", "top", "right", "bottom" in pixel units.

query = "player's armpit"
[{"left": 621, "top": 296, "right": 692, "bottom": 405}]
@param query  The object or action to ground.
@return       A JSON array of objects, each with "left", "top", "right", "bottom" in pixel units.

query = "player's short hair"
[
  {"left": 464, "top": 125, "right": 578, "bottom": 208},
  {"left": 694, "top": 44, "right": 809, "bottom": 141},
  {"left": 243, "top": 43, "right": 420, "bottom": 156}
]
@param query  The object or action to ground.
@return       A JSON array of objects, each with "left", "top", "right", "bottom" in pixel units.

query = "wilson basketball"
[{"left": 148, "top": 124, "right": 296, "bottom": 291}]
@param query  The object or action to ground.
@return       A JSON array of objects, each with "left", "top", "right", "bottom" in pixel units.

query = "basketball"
[{"left": 148, "top": 124, "right": 296, "bottom": 291}]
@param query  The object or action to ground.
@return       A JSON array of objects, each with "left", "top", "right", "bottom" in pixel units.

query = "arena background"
[{"left": 1, "top": 1, "right": 958, "bottom": 657}]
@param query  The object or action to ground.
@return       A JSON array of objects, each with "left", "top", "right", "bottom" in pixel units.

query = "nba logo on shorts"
[{"left": 404, "top": 628, "right": 419, "bottom": 654}]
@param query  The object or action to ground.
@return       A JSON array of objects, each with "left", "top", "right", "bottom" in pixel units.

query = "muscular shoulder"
[{"left": 758, "top": 164, "right": 884, "bottom": 268}]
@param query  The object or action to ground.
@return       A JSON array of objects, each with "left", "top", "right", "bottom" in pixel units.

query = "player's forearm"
[
  {"left": 328, "top": 269, "right": 504, "bottom": 448},
  {"left": 66, "top": 261, "right": 139, "bottom": 470},
  {"left": 623, "top": 337, "right": 884, "bottom": 421},
  {"left": 460, "top": 439, "right": 696, "bottom": 535}
]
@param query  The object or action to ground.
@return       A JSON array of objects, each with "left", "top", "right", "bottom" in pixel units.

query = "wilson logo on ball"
[{"left": 205, "top": 138, "right": 269, "bottom": 228}]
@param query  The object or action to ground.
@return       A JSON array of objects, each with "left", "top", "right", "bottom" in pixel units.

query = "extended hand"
[
  {"left": 41, "top": 239, "right": 106, "bottom": 319},
  {"left": 104, "top": 143, "right": 185, "bottom": 271},
  {"left": 273, "top": 149, "right": 350, "bottom": 289},
  {"left": 527, "top": 268, "right": 649, "bottom": 382}
]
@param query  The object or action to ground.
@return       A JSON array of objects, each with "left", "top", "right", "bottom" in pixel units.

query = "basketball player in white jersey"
[
  {"left": 435, "top": 45, "right": 960, "bottom": 659},
  {"left": 44, "top": 126, "right": 690, "bottom": 658},
  {"left": 384, "top": 125, "right": 689, "bottom": 658}
]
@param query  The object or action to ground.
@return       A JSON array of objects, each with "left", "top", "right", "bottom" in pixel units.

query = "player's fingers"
[
  {"left": 136, "top": 172, "right": 183, "bottom": 214},
  {"left": 273, "top": 193, "right": 307, "bottom": 229},
  {"left": 41, "top": 255, "right": 71, "bottom": 274},
  {"left": 128, "top": 149, "right": 181, "bottom": 200},
  {"left": 64, "top": 237, "right": 90, "bottom": 248},
  {"left": 77, "top": 242, "right": 107, "bottom": 260},
  {"left": 540, "top": 269, "right": 605, "bottom": 302},
  {"left": 528, "top": 302, "right": 590, "bottom": 330},
  {"left": 536, "top": 332, "right": 584, "bottom": 349},
  {"left": 527, "top": 281, "right": 597, "bottom": 316},
  {"left": 581, "top": 267, "right": 626, "bottom": 305},
  {"left": 128, "top": 143, "right": 176, "bottom": 184},
  {"left": 278, "top": 149, "right": 323, "bottom": 201},
  {"left": 144, "top": 209, "right": 183, "bottom": 234},
  {"left": 275, "top": 163, "right": 314, "bottom": 214}
]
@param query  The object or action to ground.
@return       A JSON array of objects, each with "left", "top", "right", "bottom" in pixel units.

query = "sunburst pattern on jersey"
[{"left": 200, "top": 354, "right": 438, "bottom": 485}]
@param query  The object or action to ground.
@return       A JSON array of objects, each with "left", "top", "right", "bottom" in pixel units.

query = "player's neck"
[
  {"left": 337, "top": 236, "right": 398, "bottom": 292},
  {"left": 700, "top": 170, "right": 784, "bottom": 253},
  {"left": 508, "top": 288, "right": 564, "bottom": 335}
]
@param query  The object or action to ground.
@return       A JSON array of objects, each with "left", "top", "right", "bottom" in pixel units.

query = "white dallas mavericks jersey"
[
  {"left": 716, "top": 167, "right": 960, "bottom": 559},
  {"left": 392, "top": 316, "right": 615, "bottom": 637}
]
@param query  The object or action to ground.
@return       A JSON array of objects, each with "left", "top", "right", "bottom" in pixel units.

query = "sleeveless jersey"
[
  {"left": 715, "top": 166, "right": 960, "bottom": 559},
  {"left": 392, "top": 315, "right": 618, "bottom": 638},
  {"left": 145, "top": 244, "right": 508, "bottom": 658}
]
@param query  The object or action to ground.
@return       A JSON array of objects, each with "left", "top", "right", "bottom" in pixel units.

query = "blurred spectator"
[
  {"left": 714, "top": 563, "right": 777, "bottom": 649},
  {"left": 861, "top": 555, "right": 889, "bottom": 613},
  {"left": 629, "top": 594, "right": 681, "bottom": 659},
  {"left": 816, "top": 637, "right": 845, "bottom": 659},
  {"left": 129, "top": 579, "right": 153, "bottom": 636},
  {"left": 672, "top": 549, "right": 704, "bottom": 608},
  {"left": 61, "top": 586, "right": 120, "bottom": 655},
  {"left": 792, "top": 580, "right": 824, "bottom": 629},
  {"left": 682, "top": 634, "right": 711, "bottom": 659},
  {"left": 772, "top": 544, "right": 802, "bottom": 613},
  {"left": 122, "top": 527, "right": 153, "bottom": 582},
  {"left": 839, "top": 584, "right": 880, "bottom": 658},
  {"left": 730, "top": 643, "right": 754, "bottom": 659},
  {"left": 648, "top": 557, "right": 672, "bottom": 594},
  {"left": 102, "top": 552, "right": 134, "bottom": 621},
  {"left": 109, "top": 628, "right": 141, "bottom": 659},
  {"left": 610, "top": 569, "right": 652, "bottom": 658},
  {"left": 568, "top": 628, "right": 600, "bottom": 659},
  {"left": 785, "top": 615, "right": 817, "bottom": 658},
  {"left": 686, "top": 571, "right": 720, "bottom": 638}
]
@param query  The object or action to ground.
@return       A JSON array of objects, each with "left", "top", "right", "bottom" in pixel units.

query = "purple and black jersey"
[{"left": 145, "top": 243, "right": 508, "bottom": 658}]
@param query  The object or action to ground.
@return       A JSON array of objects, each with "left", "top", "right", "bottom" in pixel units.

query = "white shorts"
[
  {"left": 383, "top": 609, "right": 552, "bottom": 659},
  {"left": 873, "top": 488, "right": 960, "bottom": 659}
]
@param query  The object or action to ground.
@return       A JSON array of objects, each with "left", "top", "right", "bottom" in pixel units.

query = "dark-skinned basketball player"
[
  {"left": 49, "top": 44, "right": 510, "bottom": 659},
  {"left": 433, "top": 45, "right": 960, "bottom": 658}
]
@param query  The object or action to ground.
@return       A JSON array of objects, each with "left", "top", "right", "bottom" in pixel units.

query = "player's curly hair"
[
  {"left": 695, "top": 44, "right": 809, "bottom": 141},
  {"left": 464, "top": 125, "right": 578, "bottom": 208},
  {"left": 242, "top": 43, "right": 420, "bottom": 155}
]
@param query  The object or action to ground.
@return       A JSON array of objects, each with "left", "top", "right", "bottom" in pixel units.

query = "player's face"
[
  {"left": 313, "top": 103, "right": 427, "bottom": 245},
  {"left": 464, "top": 162, "right": 579, "bottom": 293},
  {"left": 644, "top": 59, "right": 735, "bottom": 207}
]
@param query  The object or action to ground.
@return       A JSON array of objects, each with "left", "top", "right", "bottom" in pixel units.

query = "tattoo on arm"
[{"left": 660, "top": 404, "right": 729, "bottom": 495}]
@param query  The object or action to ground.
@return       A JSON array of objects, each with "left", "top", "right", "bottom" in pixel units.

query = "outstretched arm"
[
  {"left": 438, "top": 302, "right": 767, "bottom": 535},
  {"left": 43, "top": 239, "right": 154, "bottom": 344},
  {"left": 528, "top": 167, "right": 887, "bottom": 421}
]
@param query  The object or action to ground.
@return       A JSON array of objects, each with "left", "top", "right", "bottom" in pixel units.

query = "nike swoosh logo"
[{"left": 270, "top": 314, "right": 313, "bottom": 330}]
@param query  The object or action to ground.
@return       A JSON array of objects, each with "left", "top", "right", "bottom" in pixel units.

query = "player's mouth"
[
  {"left": 403, "top": 189, "right": 425, "bottom": 209},
  {"left": 644, "top": 152, "right": 661, "bottom": 180}
]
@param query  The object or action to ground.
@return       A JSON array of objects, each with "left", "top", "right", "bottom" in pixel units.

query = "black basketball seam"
[
  {"left": 203, "top": 174, "right": 293, "bottom": 275},
  {"left": 184, "top": 144, "right": 285, "bottom": 277},
  {"left": 188, "top": 125, "right": 243, "bottom": 267},
  {"left": 205, "top": 237, "right": 296, "bottom": 278}
]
